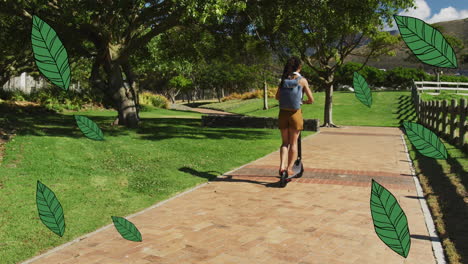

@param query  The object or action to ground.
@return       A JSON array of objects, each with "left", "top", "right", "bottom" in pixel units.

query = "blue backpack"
[{"left": 279, "top": 75, "right": 303, "bottom": 110}]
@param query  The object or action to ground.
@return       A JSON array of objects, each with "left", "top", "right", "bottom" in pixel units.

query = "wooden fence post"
[
  {"left": 450, "top": 99, "right": 457, "bottom": 142},
  {"left": 422, "top": 101, "right": 427, "bottom": 126},
  {"left": 435, "top": 101, "right": 441, "bottom": 133},
  {"left": 430, "top": 101, "right": 435, "bottom": 129},
  {"left": 459, "top": 98, "right": 467, "bottom": 147},
  {"left": 417, "top": 98, "right": 422, "bottom": 121},
  {"left": 442, "top": 100, "right": 448, "bottom": 137}
]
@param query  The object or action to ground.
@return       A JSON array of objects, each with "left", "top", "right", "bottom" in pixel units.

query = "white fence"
[
  {"left": 1, "top": 72, "right": 81, "bottom": 94},
  {"left": 413, "top": 81, "right": 468, "bottom": 95}
]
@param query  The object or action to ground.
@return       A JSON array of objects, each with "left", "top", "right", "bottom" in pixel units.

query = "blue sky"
[
  {"left": 386, "top": 0, "right": 468, "bottom": 30},
  {"left": 428, "top": 0, "right": 468, "bottom": 13}
]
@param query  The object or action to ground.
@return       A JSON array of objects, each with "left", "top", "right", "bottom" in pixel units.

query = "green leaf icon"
[
  {"left": 353, "top": 72, "right": 372, "bottom": 108},
  {"left": 394, "top": 15, "right": 458, "bottom": 69},
  {"left": 36, "top": 180, "right": 66, "bottom": 237},
  {"left": 111, "top": 216, "right": 142, "bottom": 242},
  {"left": 370, "top": 179, "right": 411, "bottom": 258},
  {"left": 403, "top": 121, "right": 447, "bottom": 159},
  {"left": 74, "top": 115, "right": 104, "bottom": 141},
  {"left": 31, "top": 15, "right": 71, "bottom": 91}
]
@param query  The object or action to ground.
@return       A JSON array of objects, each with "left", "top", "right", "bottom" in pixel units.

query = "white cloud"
[
  {"left": 384, "top": 0, "right": 468, "bottom": 31},
  {"left": 384, "top": 0, "right": 431, "bottom": 31},
  {"left": 399, "top": 0, "right": 431, "bottom": 20},
  {"left": 427, "top": 6, "right": 468, "bottom": 23}
]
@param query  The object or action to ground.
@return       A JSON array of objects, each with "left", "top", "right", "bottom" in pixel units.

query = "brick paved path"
[{"left": 24, "top": 126, "right": 439, "bottom": 264}]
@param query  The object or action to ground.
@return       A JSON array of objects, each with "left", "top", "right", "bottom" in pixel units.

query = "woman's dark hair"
[{"left": 279, "top": 56, "right": 302, "bottom": 88}]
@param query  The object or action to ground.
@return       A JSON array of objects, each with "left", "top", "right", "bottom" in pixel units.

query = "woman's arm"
[{"left": 302, "top": 78, "right": 314, "bottom": 104}]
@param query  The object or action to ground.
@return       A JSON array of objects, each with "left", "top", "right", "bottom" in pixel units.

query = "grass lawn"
[
  {"left": 201, "top": 91, "right": 412, "bottom": 127},
  {"left": 0, "top": 102, "right": 313, "bottom": 263},
  {"left": 419, "top": 91, "right": 468, "bottom": 102}
]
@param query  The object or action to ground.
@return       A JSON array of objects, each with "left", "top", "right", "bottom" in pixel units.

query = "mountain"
[{"left": 346, "top": 18, "right": 468, "bottom": 74}]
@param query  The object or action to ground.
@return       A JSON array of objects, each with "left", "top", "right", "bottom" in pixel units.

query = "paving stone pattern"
[{"left": 26, "top": 126, "right": 437, "bottom": 264}]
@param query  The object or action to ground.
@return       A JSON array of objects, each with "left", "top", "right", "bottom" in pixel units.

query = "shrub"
[
  {"left": 335, "top": 62, "right": 387, "bottom": 88},
  {"left": 241, "top": 90, "right": 263, "bottom": 100},
  {"left": 32, "top": 87, "right": 92, "bottom": 112},
  {"left": 385, "top": 67, "right": 428, "bottom": 89},
  {"left": 139, "top": 91, "right": 170, "bottom": 109},
  {"left": 221, "top": 87, "right": 279, "bottom": 102},
  {"left": 221, "top": 92, "right": 242, "bottom": 101}
]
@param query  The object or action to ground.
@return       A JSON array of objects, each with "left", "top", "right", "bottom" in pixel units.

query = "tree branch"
[{"left": 120, "top": 11, "right": 182, "bottom": 61}]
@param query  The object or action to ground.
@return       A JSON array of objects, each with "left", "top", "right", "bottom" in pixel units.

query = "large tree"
[
  {"left": 246, "top": 0, "right": 415, "bottom": 127},
  {"left": 0, "top": 13, "right": 37, "bottom": 87},
  {"left": 0, "top": 0, "right": 244, "bottom": 127}
]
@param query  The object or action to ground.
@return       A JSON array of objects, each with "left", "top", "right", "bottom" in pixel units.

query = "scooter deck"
[
  {"left": 288, "top": 160, "right": 304, "bottom": 179},
  {"left": 278, "top": 160, "right": 303, "bottom": 180}
]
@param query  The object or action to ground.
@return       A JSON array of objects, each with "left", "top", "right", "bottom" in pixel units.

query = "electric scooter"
[{"left": 279, "top": 131, "right": 304, "bottom": 187}]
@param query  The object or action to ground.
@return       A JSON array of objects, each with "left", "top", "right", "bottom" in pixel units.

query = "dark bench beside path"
[{"left": 201, "top": 114, "right": 320, "bottom": 131}]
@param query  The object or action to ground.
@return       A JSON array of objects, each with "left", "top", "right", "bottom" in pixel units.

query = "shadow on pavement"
[
  {"left": 410, "top": 234, "right": 440, "bottom": 242},
  {"left": 179, "top": 166, "right": 282, "bottom": 188}
]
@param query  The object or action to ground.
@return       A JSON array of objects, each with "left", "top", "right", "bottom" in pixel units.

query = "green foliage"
[
  {"left": 336, "top": 62, "right": 468, "bottom": 90},
  {"left": 370, "top": 179, "right": 411, "bottom": 258},
  {"left": 33, "top": 87, "right": 95, "bottom": 112},
  {"left": 221, "top": 89, "right": 275, "bottom": 101},
  {"left": 353, "top": 72, "right": 372, "bottom": 107},
  {"left": 336, "top": 62, "right": 387, "bottom": 88},
  {"left": 247, "top": 0, "right": 415, "bottom": 124},
  {"left": 134, "top": 22, "right": 279, "bottom": 99},
  {"left": 426, "top": 75, "right": 468, "bottom": 82},
  {"left": 74, "top": 115, "right": 105, "bottom": 141},
  {"left": 169, "top": 75, "right": 193, "bottom": 90},
  {"left": 36, "top": 181, "right": 66, "bottom": 237},
  {"left": 139, "top": 92, "right": 170, "bottom": 109},
  {"left": 0, "top": 13, "right": 36, "bottom": 86},
  {"left": 0, "top": 86, "right": 99, "bottom": 112},
  {"left": 111, "top": 216, "right": 142, "bottom": 242},
  {"left": 403, "top": 121, "right": 448, "bottom": 159},
  {"left": 395, "top": 15, "right": 458, "bottom": 68},
  {"left": 31, "top": 15, "right": 71, "bottom": 91},
  {"left": 385, "top": 67, "right": 428, "bottom": 89}
]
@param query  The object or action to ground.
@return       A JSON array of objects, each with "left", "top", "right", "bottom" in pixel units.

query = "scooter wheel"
[{"left": 280, "top": 171, "right": 287, "bottom": 187}]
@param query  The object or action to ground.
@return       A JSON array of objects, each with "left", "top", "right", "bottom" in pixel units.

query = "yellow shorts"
[{"left": 278, "top": 108, "right": 303, "bottom": 130}]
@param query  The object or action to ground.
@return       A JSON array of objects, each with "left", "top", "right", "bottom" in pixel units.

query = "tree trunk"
[
  {"left": 263, "top": 77, "right": 268, "bottom": 110},
  {"left": 214, "top": 87, "right": 221, "bottom": 102},
  {"left": 106, "top": 60, "right": 139, "bottom": 128},
  {"left": 166, "top": 87, "right": 179, "bottom": 103},
  {"left": 322, "top": 73, "right": 337, "bottom": 127},
  {"left": 122, "top": 60, "right": 140, "bottom": 120}
]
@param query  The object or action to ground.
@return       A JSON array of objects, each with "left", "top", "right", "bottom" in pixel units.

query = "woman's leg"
[
  {"left": 287, "top": 127, "right": 301, "bottom": 175},
  {"left": 280, "top": 128, "right": 289, "bottom": 172}
]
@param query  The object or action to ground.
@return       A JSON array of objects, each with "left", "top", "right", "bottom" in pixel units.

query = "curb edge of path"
[
  {"left": 21, "top": 182, "right": 210, "bottom": 264},
  {"left": 400, "top": 135, "right": 447, "bottom": 264}
]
